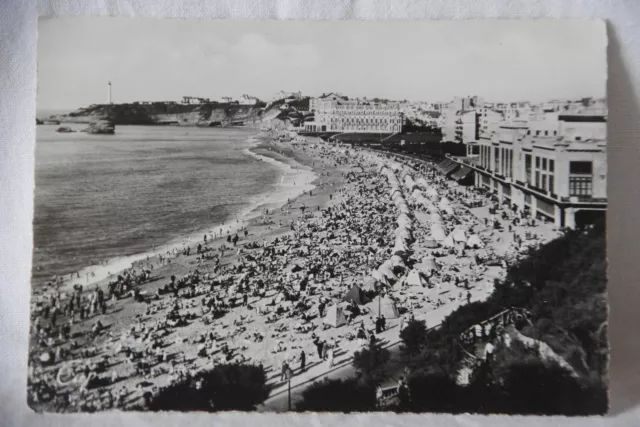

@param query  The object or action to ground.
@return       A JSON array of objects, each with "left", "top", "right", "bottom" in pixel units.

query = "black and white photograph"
[{"left": 29, "top": 18, "right": 608, "bottom": 415}]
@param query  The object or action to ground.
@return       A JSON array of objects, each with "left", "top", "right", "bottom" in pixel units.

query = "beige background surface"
[{"left": 1, "top": 0, "right": 639, "bottom": 425}]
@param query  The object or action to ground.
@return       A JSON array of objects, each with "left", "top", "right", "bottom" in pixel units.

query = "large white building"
[
  {"left": 451, "top": 109, "right": 607, "bottom": 228},
  {"left": 305, "top": 93, "right": 404, "bottom": 133}
]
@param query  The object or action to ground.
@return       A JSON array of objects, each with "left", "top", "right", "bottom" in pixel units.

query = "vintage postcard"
[{"left": 30, "top": 18, "right": 608, "bottom": 414}]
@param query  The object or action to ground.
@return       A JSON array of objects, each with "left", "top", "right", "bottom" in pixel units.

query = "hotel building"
[
  {"left": 450, "top": 109, "right": 607, "bottom": 228},
  {"left": 305, "top": 93, "right": 404, "bottom": 133}
]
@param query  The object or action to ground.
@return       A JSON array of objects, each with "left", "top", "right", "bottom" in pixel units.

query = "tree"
[
  {"left": 403, "top": 372, "right": 462, "bottom": 413},
  {"left": 353, "top": 341, "right": 391, "bottom": 385},
  {"left": 296, "top": 378, "right": 376, "bottom": 412},
  {"left": 400, "top": 319, "right": 428, "bottom": 358},
  {"left": 147, "top": 363, "right": 268, "bottom": 412},
  {"left": 501, "top": 359, "right": 607, "bottom": 415}
]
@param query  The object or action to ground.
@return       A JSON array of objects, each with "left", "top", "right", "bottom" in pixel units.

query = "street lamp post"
[{"left": 288, "top": 377, "right": 292, "bottom": 411}]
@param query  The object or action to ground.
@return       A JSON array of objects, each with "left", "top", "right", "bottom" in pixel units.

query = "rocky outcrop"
[
  {"left": 49, "top": 96, "right": 309, "bottom": 129},
  {"left": 83, "top": 119, "right": 115, "bottom": 135}
]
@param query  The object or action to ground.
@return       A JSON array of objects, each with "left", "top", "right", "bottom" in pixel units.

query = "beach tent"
[
  {"left": 406, "top": 269, "right": 427, "bottom": 287},
  {"left": 361, "top": 275, "right": 380, "bottom": 292},
  {"left": 422, "top": 256, "right": 439, "bottom": 272},
  {"left": 369, "top": 295, "right": 400, "bottom": 319},
  {"left": 378, "top": 262, "right": 397, "bottom": 281},
  {"left": 397, "top": 216, "right": 413, "bottom": 230},
  {"left": 442, "top": 233, "right": 456, "bottom": 248},
  {"left": 467, "top": 234, "right": 484, "bottom": 249},
  {"left": 452, "top": 228, "right": 467, "bottom": 243},
  {"left": 392, "top": 240, "right": 409, "bottom": 255},
  {"left": 430, "top": 223, "right": 447, "bottom": 241},
  {"left": 431, "top": 213, "right": 443, "bottom": 224},
  {"left": 323, "top": 304, "right": 347, "bottom": 328},
  {"left": 424, "top": 238, "right": 439, "bottom": 248},
  {"left": 390, "top": 255, "right": 406, "bottom": 269},
  {"left": 404, "top": 177, "right": 418, "bottom": 192},
  {"left": 342, "top": 284, "right": 370, "bottom": 305},
  {"left": 413, "top": 212, "right": 430, "bottom": 226}
]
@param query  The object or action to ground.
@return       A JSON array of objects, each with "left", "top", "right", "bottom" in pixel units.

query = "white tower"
[{"left": 108, "top": 81, "right": 112, "bottom": 104}]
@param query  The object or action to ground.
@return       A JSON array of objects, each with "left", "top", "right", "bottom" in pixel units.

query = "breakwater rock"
[{"left": 83, "top": 119, "right": 116, "bottom": 135}]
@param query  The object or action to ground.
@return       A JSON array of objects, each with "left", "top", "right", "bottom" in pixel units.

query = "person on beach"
[
  {"left": 300, "top": 350, "right": 306, "bottom": 373},
  {"left": 326, "top": 347, "right": 334, "bottom": 369}
]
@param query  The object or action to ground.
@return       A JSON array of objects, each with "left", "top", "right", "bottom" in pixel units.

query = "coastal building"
[
  {"left": 454, "top": 110, "right": 480, "bottom": 145},
  {"left": 305, "top": 93, "right": 403, "bottom": 133},
  {"left": 450, "top": 110, "right": 607, "bottom": 228},
  {"left": 440, "top": 96, "right": 486, "bottom": 144}
]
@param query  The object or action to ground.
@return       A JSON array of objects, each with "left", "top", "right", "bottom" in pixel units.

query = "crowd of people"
[{"left": 27, "top": 138, "right": 560, "bottom": 412}]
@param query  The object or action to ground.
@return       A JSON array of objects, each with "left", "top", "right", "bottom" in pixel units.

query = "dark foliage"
[
  {"left": 352, "top": 342, "right": 391, "bottom": 385},
  {"left": 296, "top": 378, "right": 376, "bottom": 412},
  {"left": 147, "top": 363, "right": 268, "bottom": 412},
  {"left": 398, "top": 219, "right": 608, "bottom": 414},
  {"left": 400, "top": 362, "right": 607, "bottom": 415},
  {"left": 400, "top": 319, "right": 428, "bottom": 357}
]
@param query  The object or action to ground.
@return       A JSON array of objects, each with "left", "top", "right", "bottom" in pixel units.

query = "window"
[
  {"left": 542, "top": 175, "right": 547, "bottom": 190},
  {"left": 535, "top": 171, "right": 540, "bottom": 188},
  {"left": 575, "top": 136, "right": 582, "bottom": 141},
  {"left": 525, "top": 154, "right": 532, "bottom": 184},
  {"left": 549, "top": 159, "right": 555, "bottom": 172},
  {"left": 549, "top": 176, "right": 554, "bottom": 193},
  {"left": 569, "top": 176, "right": 593, "bottom": 196},
  {"left": 570, "top": 161, "right": 592, "bottom": 175},
  {"left": 494, "top": 147, "right": 500, "bottom": 172},
  {"left": 545, "top": 130, "right": 549, "bottom": 136},
  {"left": 535, "top": 157, "right": 540, "bottom": 168},
  {"left": 536, "top": 130, "right": 541, "bottom": 136},
  {"left": 542, "top": 158, "right": 547, "bottom": 170}
]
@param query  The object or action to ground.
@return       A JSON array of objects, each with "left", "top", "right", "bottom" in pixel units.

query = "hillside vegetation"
[{"left": 401, "top": 219, "right": 608, "bottom": 414}]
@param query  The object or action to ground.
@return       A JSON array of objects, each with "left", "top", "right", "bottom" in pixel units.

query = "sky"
[{"left": 37, "top": 18, "right": 607, "bottom": 111}]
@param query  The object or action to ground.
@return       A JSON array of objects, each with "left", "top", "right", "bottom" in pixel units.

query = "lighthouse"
[{"left": 108, "top": 81, "right": 112, "bottom": 104}]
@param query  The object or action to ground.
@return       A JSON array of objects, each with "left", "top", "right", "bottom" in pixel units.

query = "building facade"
[
  {"left": 453, "top": 111, "right": 607, "bottom": 228},
  {"left": 306, "top": 93, "right": 403, "bottom": 133}
]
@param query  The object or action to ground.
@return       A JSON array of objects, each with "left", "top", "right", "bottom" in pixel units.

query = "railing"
[
  {"left": 560, "top": 196, "right": 607, "bottom": 203},
  {"left": 458, "top": 307, "right": 530, "bottom": 348}
]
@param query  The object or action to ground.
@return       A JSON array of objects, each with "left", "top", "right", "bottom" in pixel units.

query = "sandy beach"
[{"left": 27, "top": 136, "right": 561, "bottom": 412}]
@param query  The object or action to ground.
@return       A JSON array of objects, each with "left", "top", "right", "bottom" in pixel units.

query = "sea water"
[{"left": 32, "top": 125, "right": 314, "bottom": 288}]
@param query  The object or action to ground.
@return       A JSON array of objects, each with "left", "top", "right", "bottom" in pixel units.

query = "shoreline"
[{"left": 32, "top": 131, "right": 318, "bottom": 294}]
